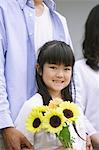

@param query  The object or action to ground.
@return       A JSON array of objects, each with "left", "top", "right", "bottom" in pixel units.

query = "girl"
[{"left": 15, "top": 40, "right": 87, "bottom": 150}]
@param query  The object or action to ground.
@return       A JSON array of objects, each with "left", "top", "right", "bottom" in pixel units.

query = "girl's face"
[{"left": 41, "top": 63, "right": 72, "bottom": 98}]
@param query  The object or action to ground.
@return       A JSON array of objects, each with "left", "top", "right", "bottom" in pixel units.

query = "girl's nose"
[{"left": 56, "top": 70, "right": 64, "bottom": 78}]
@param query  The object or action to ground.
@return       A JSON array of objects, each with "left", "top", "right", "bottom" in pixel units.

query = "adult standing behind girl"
[
  {"left": 73, "top": 4, "right": 99, "bottom": 149},
  {"left": 0, "top": 0, "right": 73, "bottom": 149},
  {"left": 15, "top": 40, "right": 90, "bottom": 150}
]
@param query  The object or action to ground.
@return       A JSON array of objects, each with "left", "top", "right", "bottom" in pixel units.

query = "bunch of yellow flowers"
[{"left": 26, "top": 98, "right": 80, "bottom": 148}]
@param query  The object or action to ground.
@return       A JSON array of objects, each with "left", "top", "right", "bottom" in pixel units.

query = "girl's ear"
[{"left": 36, "top": 64, "right": 42, "bottom": 76}]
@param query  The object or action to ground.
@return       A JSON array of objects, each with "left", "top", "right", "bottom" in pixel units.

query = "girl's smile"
[{"left": 41, "top": 63, "right": 72, "bottom": 98}]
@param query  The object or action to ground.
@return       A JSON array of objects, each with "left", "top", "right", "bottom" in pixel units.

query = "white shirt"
[
  {"left": 34, "top": 3, "right": 53, "bottom": 57},
  {"left": 74, "top": 59, "right": 99, "bottom": 132}
]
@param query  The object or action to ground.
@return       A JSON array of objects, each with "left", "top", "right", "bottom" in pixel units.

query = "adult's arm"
[
  {"left": 0, "top": 6, "right": 13, "bottom": 129},
  {"left": 0, "top": 6, "right": 33, "bottom": 150}
]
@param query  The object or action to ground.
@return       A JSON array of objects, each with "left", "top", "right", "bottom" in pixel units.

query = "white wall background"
[{"left": 55, "top": 0, "right": 99, "bottom": 60}]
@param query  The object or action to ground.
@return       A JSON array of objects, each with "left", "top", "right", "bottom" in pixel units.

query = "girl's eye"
[
  {"left": 49, "top": 66, "right": 57, "bottom": 69},
  {"left": 64, "top": 68, "right": 71, "bottom": 71}
]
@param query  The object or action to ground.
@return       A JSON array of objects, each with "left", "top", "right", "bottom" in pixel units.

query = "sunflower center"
[
  {"left": 63, "top": 109, "right": 73, "bottom": 118},
  {"left": 33, "top": 118, "right": 41, "bottom": 128},
  {"left": 50, "top": 115, "right": 61, "bottom": 128}
]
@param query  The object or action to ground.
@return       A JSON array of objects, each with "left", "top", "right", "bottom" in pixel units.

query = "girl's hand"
[
  {"left": 86, "top": 135, "right": 93, "bottom": 150},
  {"left": 2, "top": 127, "right": 33, "bottom": 150},
  {"left": 55, "top": 146, "right": 67, "bottom": 150},
  {"left": 90, "top": 133, "right": 99, "bottom": 149}
]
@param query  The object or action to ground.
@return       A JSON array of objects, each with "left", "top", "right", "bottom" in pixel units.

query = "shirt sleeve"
[
  {"left": 0, "top": 7, "right": 14, "bottom": 129},
  {"left": 84, "top": 115, "right": 97, "bottom": 136},
  {"left": 15, "top": 94, "right": 43, "bottom": 145},
  {"left": 15, "top": 100, "right": 35, "bottom": 145}
]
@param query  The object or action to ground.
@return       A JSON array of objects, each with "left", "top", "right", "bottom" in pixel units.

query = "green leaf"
[
  {"left": 58, "top": 125, "right": 73, "bottom": 148},
  {"left": 59, "top": 126, "right": 70, "bottom": 142}
]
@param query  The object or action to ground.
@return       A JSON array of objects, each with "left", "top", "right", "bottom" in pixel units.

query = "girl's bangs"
[{"left": 43, "top": 44, "right": 74, "bottom": 67}]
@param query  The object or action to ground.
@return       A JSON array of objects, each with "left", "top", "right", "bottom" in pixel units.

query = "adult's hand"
[{"left": 2, "top": 127, "right": 34, "bottom": 150}]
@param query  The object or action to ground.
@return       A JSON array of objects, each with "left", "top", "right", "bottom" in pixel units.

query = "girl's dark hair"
[
  {"left": 83, "top": 5, "right": 99, "bottom": 70},
  {"left": 36, "top": 40, "right": 75, "bottom": 105}
]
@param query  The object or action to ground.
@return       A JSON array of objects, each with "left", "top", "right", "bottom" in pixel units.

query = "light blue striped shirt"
[{"left": 0, "top": 0, "right": 72, "bottom": 128}]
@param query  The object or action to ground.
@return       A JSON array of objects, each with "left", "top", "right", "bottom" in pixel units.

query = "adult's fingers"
[{"left": 21, "top": 136, "right": 33, "bottom": 149}]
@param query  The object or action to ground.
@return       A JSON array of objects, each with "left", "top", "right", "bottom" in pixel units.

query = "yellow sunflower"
[
  {"left": 43, "top": 109, "right": 66, "bottom": 134},
  {"left": 26, "top": 109, "right": 43, "bottom": 133},
  {"left": 32, "top": 105, "right": 48, "bottom": 115},
  {"left": 49, "top": 98, "right": 63, "bottom": 109},
  {"left": 59, "top": 101, "right": 80, "bottom": 123}
]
